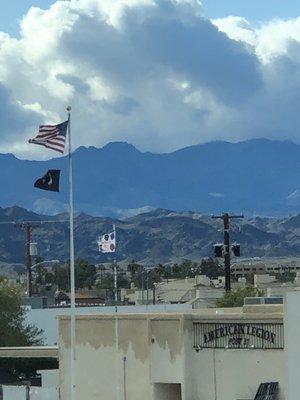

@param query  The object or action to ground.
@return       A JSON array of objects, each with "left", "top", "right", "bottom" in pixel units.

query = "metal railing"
[{"left": 193, "top": 322, "right": 284, "bottom": 350}]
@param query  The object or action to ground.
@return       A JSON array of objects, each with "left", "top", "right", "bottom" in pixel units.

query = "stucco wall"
[
  {"left": 188, "top": 348, "right": 285, "bottom": 400},
  {"left": 150, "top": 319, "right": 184, "bottom": 383},
  {"left": 183, "top": 315, "right": 285, "bottom": 400},
  {"left": 59, "top": 316, "right": 154, "bottom": 400},
  {"left": 27, "top": 304, "right": 191, "bottom": 345}
]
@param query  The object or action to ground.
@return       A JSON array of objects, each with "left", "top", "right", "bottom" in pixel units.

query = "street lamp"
[
  {"left": 31, "top": 260, "right": 59, "bottom": 270},
  {"left": 31, "top": 260, "right": 60, "bottom": 287}
]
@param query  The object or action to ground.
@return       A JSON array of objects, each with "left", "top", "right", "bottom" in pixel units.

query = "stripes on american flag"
[{"left": 29, "top": 120, "right": 68, "bottom": 154}]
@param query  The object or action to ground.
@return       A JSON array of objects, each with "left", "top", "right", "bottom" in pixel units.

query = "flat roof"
[
  {"left": 58, "top": 305, "right": 283, "bottom": 323},
  {"left": 0, "top": 346, "right": 58, "bottom": 359}
]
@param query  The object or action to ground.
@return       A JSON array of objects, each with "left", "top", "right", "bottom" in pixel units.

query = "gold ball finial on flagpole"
[{"left": 67, "top": 106, "right": 71, "bottom": 112}]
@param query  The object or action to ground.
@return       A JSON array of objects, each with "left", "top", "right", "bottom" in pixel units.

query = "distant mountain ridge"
[
  {"left": 2, "top": 206, "right": 300, "bottom": 266},
  {"left": 1, "top": 139, "right": 300, "bottom": 217}
]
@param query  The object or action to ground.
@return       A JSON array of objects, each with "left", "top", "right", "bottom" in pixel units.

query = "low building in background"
[
  {"left": 153, "top": 275, "right": 224, "bottom": 307},
  {"left": 0, "top": 346, "right": 59, "bottom": 400},
  {"left": 231, "top": 257, "right": 300, "bottom": 277}
]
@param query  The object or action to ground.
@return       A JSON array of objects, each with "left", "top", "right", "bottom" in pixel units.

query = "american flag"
[{"left": 29, "top": 120, "right": 68, "bottom": 154}]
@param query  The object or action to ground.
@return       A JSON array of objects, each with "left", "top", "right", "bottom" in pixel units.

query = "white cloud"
[
  {"left": 213, "top": 15, "right": 300, "bottom": 64},
  {"left": 212, "top": 16, "right": 256, "bottom": 47},
  {"left": 209, "top": 192, "right": 225, "bottom": 198},
  {"left": 0, "top": 1, "right": 300, "bottom": 159}
]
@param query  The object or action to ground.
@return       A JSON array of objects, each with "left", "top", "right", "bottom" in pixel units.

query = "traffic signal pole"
[
  {"left": 212, "top": 213, "right": 244, "bottom": 292},
  {"left": 223, "top": 213, "right": 231, "bottom": 292}
]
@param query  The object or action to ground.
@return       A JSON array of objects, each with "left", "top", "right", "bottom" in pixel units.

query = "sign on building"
[{"left": 193, "top": 322, "right": 284, "bottom": 349}]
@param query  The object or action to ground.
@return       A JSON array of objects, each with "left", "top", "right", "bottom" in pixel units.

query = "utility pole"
[
  {"left": 114, "top": 260, "right": 118, "bottom": 303},
  {"left": 16, "top": 222, "right": 39, "bottom": 297},
  {"left": 141, "top": 268, "right": 145, "bottom": 303},
  {"left": 212, "top": 213, "right": 244, "bottom": 292},
  {"left": 146, "top": 270, "right": 149, "bottom": 304}
]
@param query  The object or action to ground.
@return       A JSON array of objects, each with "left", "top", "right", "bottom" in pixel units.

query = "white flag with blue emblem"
[{"left": 98, "top": 226, "right": 116, "bottom": 253}]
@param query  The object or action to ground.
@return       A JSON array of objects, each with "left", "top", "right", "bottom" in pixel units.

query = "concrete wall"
[{"left": 26, "top": 304, "right": 192, "bottom": 345}]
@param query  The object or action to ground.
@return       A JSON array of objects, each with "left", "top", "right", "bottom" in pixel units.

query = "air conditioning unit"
[{"left": 244, "top": 296, "right": 283, "bottom": 305}]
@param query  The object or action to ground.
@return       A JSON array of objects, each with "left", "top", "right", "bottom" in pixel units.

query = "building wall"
[
  {"left": 59, "top": 313, "right": 286, "bottom": 400},
  {"left": 2, "top": 385, "right": 58, "bottom": 400},
  {"left": 182, "top": 317, "right": 286, "bottom": 400},
  {"left": 59, "top": 316, "right": 154, "bottom": 400},
  {"left": 188, "top": 347, "right": 285, "bottom": 400},
  {"left": 2, "top": 386, "right": 26, "bottom": 400},
  {"left": 26, "top": 303, "right": 192, "bottom": 345},
  {"left": 150, "top": 319, "right": 184, "bottom": 383},
  {"left": 285, "top": 291, "right": 300, "bottom": 400}
]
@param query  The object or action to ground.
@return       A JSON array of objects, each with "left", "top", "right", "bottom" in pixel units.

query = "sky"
[
  {"left": 202, "top": 0, "right": 300, "bottom": 21},
  {"left": 3, "top": 0, "right": 300, "bottom": 36},
  {"left": 1, "top": 0, "right": 300, "bottom": 159}
]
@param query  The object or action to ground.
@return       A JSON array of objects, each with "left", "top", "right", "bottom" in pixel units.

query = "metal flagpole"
[
  {"left": 113, "top": 224, "right": 118, "bottom": 303},
  {"left": 113, "top": 223, "right": 120, "bottom": 400},
  {"left": 67, "top": 105, "right": 76, "bottom": 400}
]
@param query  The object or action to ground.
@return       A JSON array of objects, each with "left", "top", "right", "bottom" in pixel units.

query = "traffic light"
[
  {"left": 232, "top": 243, "right": 241, "bottom": 257},
  {"left": 214, "top": 244, "right": 223, "bottom": 257}
]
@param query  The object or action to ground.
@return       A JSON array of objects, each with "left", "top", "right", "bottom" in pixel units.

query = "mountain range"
[
  {"left": 2, "top": 206, "right": 300, "bottom": 268},
  {"left": 2, "top": 138, "right": 300, "bottom": 217}
]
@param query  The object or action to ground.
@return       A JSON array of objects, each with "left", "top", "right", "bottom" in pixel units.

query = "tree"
[
  {"left": 53, "top": 264, "right": 69, "bottom": 291},
  {"left": 52, "top": 260, "right": 97, "bottom": 290},
  {"left": 216, "top": 285, "right": 262, "bottom": 308},
  {"left": 200, "top": 258, "right": 223, "bottom": 279},
  {"left": 274, "top": 271, "right": 296, "bottom": 283},
  {"left": 96, "top": 273, "right": 114, "bottom": 289},
  {"left": 127, "top": 260, "right": 141, "bottom": 280},
  {"left": 75, "top": 259, "right": 96, "bottom": 289},
  {"left": 0, "top": 278, "right": 42, "bottom": 347}
]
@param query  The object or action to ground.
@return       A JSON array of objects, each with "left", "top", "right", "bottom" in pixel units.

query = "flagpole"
[
  {"left": 113, "top": 224, "right": 118, "bottom": 303},
  {"left": 67, "top": 105, "right": 76, "bottom": 400}
]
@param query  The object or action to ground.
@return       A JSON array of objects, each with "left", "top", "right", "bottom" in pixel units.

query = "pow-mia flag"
[{"left": 34, "top": 170, "right": 61, "bottom": 192}]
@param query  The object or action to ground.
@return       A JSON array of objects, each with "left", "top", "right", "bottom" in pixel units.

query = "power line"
[{"left": 0, "top": 218, "right": 110, "bottom": 226}]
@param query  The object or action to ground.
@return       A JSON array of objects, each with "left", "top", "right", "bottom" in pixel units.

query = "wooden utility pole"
[
  {"left": 17, "top": 222, "right": 39, "bottom": 297},
  {"left": 212, "top": 213, "right": 244, "bottom": 292}
]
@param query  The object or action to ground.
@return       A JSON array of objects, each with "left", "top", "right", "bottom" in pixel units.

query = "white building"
[
  {"left": 8, "top": 290, "right": 300, "bottom": 399},
  {"left": 58, "top": 304, "right": 286, "bottom": 400},
  {"left": 25, "top": 304, "right": 192, "bottom": 345}
]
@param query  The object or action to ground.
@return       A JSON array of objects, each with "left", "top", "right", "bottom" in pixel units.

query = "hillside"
[
  {"left": 2, "top": 206, "right": 300, "bottom": 267},
  {"left": 2, "top": 139, "right": 300, "bottom": 217}
]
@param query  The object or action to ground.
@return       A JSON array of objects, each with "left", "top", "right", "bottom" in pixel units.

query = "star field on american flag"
[{"left": 29, "top": 120, "right": 68, "bottom": 154}]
